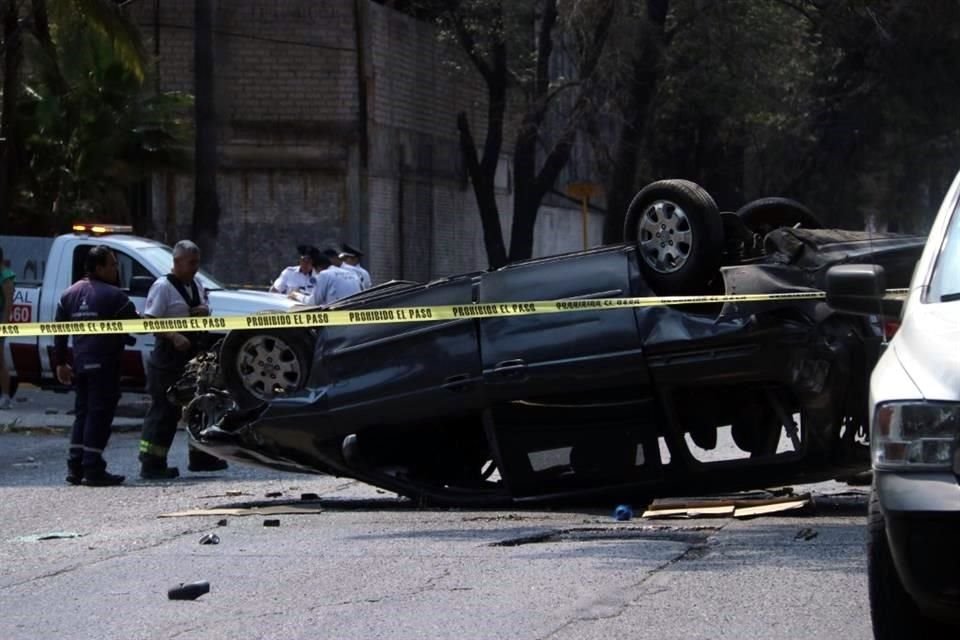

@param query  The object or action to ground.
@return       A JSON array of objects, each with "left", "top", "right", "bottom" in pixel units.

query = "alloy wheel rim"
[
  {"left": 236, "top": 335, "right": 303, "bottom": 400},
  {"left": 637, "top": 199, "right": 694, "bottom": 274}
]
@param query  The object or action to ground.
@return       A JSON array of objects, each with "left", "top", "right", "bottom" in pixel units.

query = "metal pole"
[{"left": 582, "top": 196, "right": 589, "bottom": 249}]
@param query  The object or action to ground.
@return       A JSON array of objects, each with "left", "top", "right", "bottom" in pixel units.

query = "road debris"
[
  {"left": 263, "top": 519, "right": 280, "bottom": 527},
  {"left": 14, "top": 531, "right": 84, "bottom": 542},
  {"left": 198, "top": 533, "right": 220, "bottom": 545},
  {"left": 642, "top": 491, "right": 812, "bottom": 519},
  {"left": 159, "top": 504, "right": 325, "bottom": 518},
  {"left": 613, "top": 505, "right": 634, "bottom": 521},
  {"left": 795, "top": 527, "right": 818, "bottom": 541},
  {"left": 168, "top": 581, "right": 210, "bottom": 601},
  {"left": 265, "top": 491, "right": 283, "bottom": 498}
]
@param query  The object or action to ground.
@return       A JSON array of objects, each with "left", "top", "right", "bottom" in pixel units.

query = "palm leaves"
[
  {"left": 5, "top": 0, "right": 191, "bottom": 230},
  {"left": 47, "top": 0, "right": 148, "bottom": 81}
]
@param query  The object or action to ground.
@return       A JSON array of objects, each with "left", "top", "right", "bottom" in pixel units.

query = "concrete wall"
[{"left": 132, "top": 0, "right": 582, "bottom": 286}]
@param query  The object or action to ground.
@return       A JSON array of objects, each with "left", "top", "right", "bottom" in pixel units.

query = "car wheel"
[
  {"left": 220, "top": 329, "right": 313, "bottom": 409},
  {"left": 623, "top": 179, "right": 724, "bottom": 294},
  {"left": 867, "top": 487, "right": 953, "bottom": 638},
  {"left": 735, "top": 197, "right": 823, "bottom": 239}
]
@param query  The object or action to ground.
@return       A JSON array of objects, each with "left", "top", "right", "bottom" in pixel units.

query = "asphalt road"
[{"left": 0, "top": 430, "right": 874, "bottom": 640}]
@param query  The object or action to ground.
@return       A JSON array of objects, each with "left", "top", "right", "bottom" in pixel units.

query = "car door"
[
  {"left": 476, "top": 246, "right": 665, "bottom": 497},
  {"left": 477, "top": 245, "right": 651, "bottom": 402},
  {"left": 317, "top": 276, "right": 486, "bottom": 427}
]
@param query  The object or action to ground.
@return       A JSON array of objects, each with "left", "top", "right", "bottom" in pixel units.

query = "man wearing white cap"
[
  {"left": 270, "top": 245, "right": 319, "bottom": 302},
  {"left": 339, "top": 242, "right": 371, "bottom": 290}
]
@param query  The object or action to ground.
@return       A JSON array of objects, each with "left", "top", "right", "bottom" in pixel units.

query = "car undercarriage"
[{"left": 171, "top": 182, "right": 925, "bottom": 506}]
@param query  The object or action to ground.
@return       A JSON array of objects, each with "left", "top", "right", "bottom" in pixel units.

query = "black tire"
[
  {"left": 623, "top": 179, "right": 724, "bottom": 294},
  {"left": 735, "top": 197, "right": 823, "bottom": 238},
  {"left": 867, "top": 487, "right": 953, "bottom": 638},
  {"left": 220, "top": 329, "right": 313, "bottom": 410}
]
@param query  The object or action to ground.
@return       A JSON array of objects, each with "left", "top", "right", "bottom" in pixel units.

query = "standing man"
[
  {"left": 139, "top": 240, "right": 228, "bottom": 479},
  {"left": 269, "top": 244, "right": 318, "bottom": 302},
  {"left": 322, "top": 247, "right": 343, "bottom": 267},
  {"left": 55, "top": 245, "right": 140, "bottom": 486},
  {"left": 339, "top": 243, "right": 372, "bottom": 290},
  {"left": 308, "top": 251, "right": 362, "bottom": 306},
  {"left": 0, "top": 246, "right": 15, "bottom": 409}
]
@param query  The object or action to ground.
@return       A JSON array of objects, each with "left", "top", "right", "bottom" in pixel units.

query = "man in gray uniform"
[
  {"left": 339, "top": 243, "right": 371, "bottom": 289},
  {"left": 308, "top": 252, "right": 362, "bottom": 306},
  {"left": 139, "top": 240, "right": 228, "bottom": 479}
]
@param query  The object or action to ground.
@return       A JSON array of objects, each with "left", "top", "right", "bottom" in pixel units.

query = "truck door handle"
[
  {"left": 492, "top": 359, "right": 527, "bottom": 378},
  {"left": 442, "top": 374, "right": 473, "bottom": 392}
]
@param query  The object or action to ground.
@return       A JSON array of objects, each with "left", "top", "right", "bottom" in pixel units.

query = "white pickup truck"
[{"left": 2, "top": 224, "right": 298, "bottom": 392}]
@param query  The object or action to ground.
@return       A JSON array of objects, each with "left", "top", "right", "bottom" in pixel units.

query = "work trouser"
[
  {"left": 68, "top": 363, "right": 122, "bottom": 474},
  {"left": 139, "top": 362, "right": 218, "bottom": 467}
]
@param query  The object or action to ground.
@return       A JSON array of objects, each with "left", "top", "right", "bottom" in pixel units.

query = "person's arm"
[
  {"left": 53, "top": 297, "right": 72, "bottom": 384},
  {"left": 308, "top": 275, "right": 327, "bottom": 307},
  {"left": 190, "top": 281, "right": 210, "bottom": 316},
  {"left": 115, "top": 293, "right": 140, "bottom": 320},
  {"left": 269, "top": 271, "right": 287, "bottom": 294},
  {"left": 113, "top": 291, "right": 141, "bottom": 347},
  {"left": 0, "top": 278, "right": 13, "bottom": 323}
]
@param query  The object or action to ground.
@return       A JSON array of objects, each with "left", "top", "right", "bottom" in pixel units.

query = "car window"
[
  {"left": 71, "top": 245, "right": 93, "bottom": 283},
  {"left": 70, "top": 243, "right": 225, "bottom": 291},
  {"left": 136, "top": 245, "right": 225, "bottom": 291},
  {"left": 928, "top": 200, "right": 960, "bottom": 301},
  {"left": 115, "top": 250, "right": 153, "bottom": 291}
]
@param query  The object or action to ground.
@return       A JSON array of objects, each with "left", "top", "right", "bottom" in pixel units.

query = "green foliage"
[
  {"left": 12, "top": 11, "right": 191, "bottom": 231},
  {"left": 53, "top": 0, "right": 149, "bottom": 81}
]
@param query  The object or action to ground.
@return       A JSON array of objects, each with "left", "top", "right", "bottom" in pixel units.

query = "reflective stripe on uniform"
[{"left": 139, "top": 440, "right": 169, "bottom": 457}]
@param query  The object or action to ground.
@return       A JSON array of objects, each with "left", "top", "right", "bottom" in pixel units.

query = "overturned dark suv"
[{"left": 174, "top": 180, "right": 925, "bottom": 506}]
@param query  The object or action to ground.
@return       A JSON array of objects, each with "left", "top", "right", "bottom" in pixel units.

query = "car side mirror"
[
  {"left": 825, "top": 264, "right": 903, "bottom": 317},
  {"left": 128, "top": 275, "right": 154, "bottom": 298}
]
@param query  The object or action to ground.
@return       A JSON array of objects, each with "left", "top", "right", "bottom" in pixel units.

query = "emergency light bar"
[{"left": 72, "top": 223, "right": 134, "bottom": 235}]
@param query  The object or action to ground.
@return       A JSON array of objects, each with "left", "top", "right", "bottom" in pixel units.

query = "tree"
[
  {"left": 16, "top": 21, "right": 192, "bottom": 233},
  {"left": 423, "top": 0, "right": 615, "bottom": 267},
  {"left": 593, "top": 0, "right": 669, "bottom": 244},
  {"left": 191, "top": 0, "right": 220, "bottom": 258},
  {"left": 0, "top": 0, "right": 147, "bottom": 231},
  {"left": 0, "top": 0, "right": 24, "bottom": 232}
]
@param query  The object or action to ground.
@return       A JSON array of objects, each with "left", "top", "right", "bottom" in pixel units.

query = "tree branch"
[
  {"left": 449, "top": 8, "right": 492, "bottom": 81},
  {"left": 535, "top": 0, "right": 558, "bottom": 99}
]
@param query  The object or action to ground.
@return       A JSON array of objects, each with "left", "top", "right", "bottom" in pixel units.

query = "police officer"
[
  {"left": 55, "top": 245, "right": 140, "bottom": 486},
  {"left": 338, "top": 243, "right": 372, "bottom": 289},
  {"left": 322, "top": 247, "right": 343, "bottom": 267},
  {"left": 139, "top": 240, "right": 228, "bottom": 479},
  {"left": 269, "top": 245, "right": 318, "bottom": 301},
  {"left": 308, "top": 251, "right": 362, "bottom": 306}
]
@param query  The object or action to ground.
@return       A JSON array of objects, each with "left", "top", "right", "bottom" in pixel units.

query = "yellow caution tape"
[{"left": 0, "top": 289, "right": 910, "bottom": 338}]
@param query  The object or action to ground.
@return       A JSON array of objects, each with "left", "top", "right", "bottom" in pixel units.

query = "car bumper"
[{"left": 878, "top": 471, "right": 960, "bottom": 621}]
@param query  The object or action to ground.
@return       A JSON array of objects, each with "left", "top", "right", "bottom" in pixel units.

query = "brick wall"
[{"left": 130, "top": 0, "right": 580, "bottom": 286}]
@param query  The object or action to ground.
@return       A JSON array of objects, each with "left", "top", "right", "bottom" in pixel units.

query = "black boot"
[
  {"left": 66, "top": 461, "right": 83, "bottom": 486},
  {"left": 82, "top": 470, "right": 125, "bottom": 486},
  {"left": 140, "top": 454, "right": 180, "bottom": 480}
]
